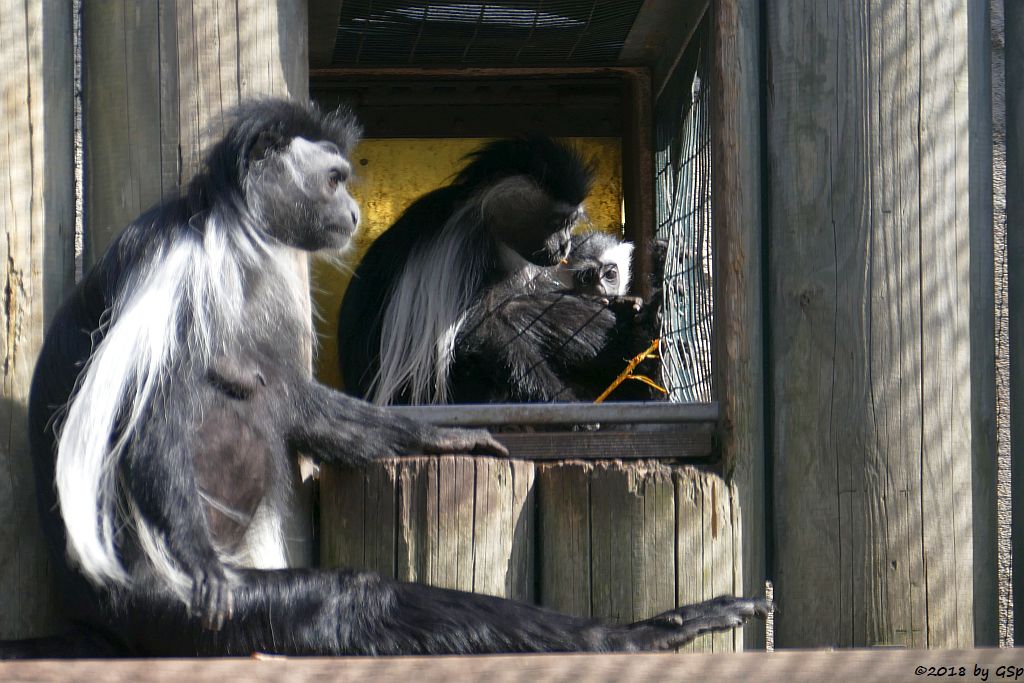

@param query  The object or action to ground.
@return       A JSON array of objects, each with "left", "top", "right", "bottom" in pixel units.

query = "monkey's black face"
[
  {"left": 246, "top": 137, "right": 361, "bottom": 252},
  {"left": 480, "top": 176, "right": 581, "bottom": 267}
]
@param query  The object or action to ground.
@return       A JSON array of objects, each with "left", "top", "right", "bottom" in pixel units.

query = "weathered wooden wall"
[
  {"left": 0, "top": 0, "right": 75, "bottom": 638},
  {"left": 82, "top": 0, "right": 309, "bottom": 260},
  {"left": 81, "top": 0, "right": 315, "bottom": 565},
  {"left": 321, "top": 459, "right": 745, "bottom": 653},
  {"left": 765, "top": 0, "right": 997, "bottom": 648}
]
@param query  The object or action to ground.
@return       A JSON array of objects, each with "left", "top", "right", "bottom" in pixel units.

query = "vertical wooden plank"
[
  {"left": 766, "top": 0, "right": 991, "bottom": 648},
  {"left": 870, "top": 0, "right": 924, "bottom": 648},
  {"left": 81, "top": 1, "right": 163, "bottom": 265},
  {"left": 676, "top": 472, "right": 704, "bottom": 652},
  {"left": 918, "top": 0, "right": 975, "bottom": 648},
  {"left": 675, "top": 468, "right": 744, "bottom": 653},
  {"left": 473, "top": 459, "right": 533, "bottom": 599},
  {"left": 319, "top": 462, "right": 398, "bottom": 578},
  {"left": 1007, "top": 0, "right": 1024, "bottom": 647},
  {"left": 0, "top": 0, "right": 74, "bottom": 639},
  {"left": 709, "top": 476, "right": 737, "bottom": 652},
  {"left": 507, "top": 461, "right": 536, "bottom": 603},
  {"left": 590, "top": 463, "right": 675, "bottom": 624},
  {"left": 322, "top": 457, "right": 534, "bottom": 601},
  {"left": 537, "top": 462, "right": 592, "bottom": 617},
  {"left": 710, "top": 0, "right": 766, "bottom": 651},
  {"left": 319, "top": 464, "right": 367, "bottom": 570}
]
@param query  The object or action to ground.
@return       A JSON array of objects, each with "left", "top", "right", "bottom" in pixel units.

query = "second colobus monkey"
[{"left": 11, "top": 101, "right": 767, "bottom": 658}]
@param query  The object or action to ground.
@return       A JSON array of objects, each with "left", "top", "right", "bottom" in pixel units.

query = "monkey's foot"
[
  {"left": 619, "top": 596, "right": 772, "bottom": 651},
  {"left": 190, "top": 565, "right": 236, "bottom": 632}
]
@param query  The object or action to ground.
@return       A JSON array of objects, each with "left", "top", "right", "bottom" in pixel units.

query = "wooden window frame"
[{"left": 310, "top": 67, "right": 715, "bottom": 462}]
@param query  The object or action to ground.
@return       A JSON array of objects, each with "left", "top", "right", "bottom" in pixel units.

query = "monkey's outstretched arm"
[{"left": 285, "top": 380, "right": 508, "bottom": 462}]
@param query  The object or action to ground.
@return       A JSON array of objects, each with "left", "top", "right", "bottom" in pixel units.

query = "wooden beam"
[
  {"left": 309, "top": 0, "right": 343, "bottom": 68},
  {"left": 493, "top": 425, "right": 714, "bottom": 461},
  {"left": 389, "top": 401, "right": 718, "bottom": 426},
  {"left": 710, "top": 0, "right": 766, "bottom": 651},
  {"left": 0, "top": 648, "right": 1022, "bottom": 682},
  {"left": 0, "top": 0, "right": 75, "bottom": 639},
  {"left": 618, "top": 0, "right": 710, "bottom": 101},
  {"left": 312, "top": 66, "right": 649, "bottom": 81}
]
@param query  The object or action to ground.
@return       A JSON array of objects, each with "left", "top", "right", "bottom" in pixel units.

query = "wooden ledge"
[{"left": 3, "top": 648, "right": 1019, "bottom": 682}]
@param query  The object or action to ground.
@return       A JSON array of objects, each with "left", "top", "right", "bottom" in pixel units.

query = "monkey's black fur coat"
[{"left": 8, "top": 100, "right": 766, "bottom": 658}]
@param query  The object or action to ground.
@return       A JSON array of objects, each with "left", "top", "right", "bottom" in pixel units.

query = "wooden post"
[
  {"left": 710, "top": 0, "right": 767, "bottom": 650},
  {"left": 536, "top": 462, "right": 745, "bottom": 652},
  {"left": 81, "top": 0, "right": 314, "bottom": 564},
  {"left": 320, "top": 457, "right": 535, "bottom": 602},
  {"left": 765, "top": 0, "right": 996, "bottom": 648},
  {"left": 1007, "top": 0, "right": 1024, "bottom": 647},
  {"left": 0, "top": 0, "right": 75, "bottom": 638}
]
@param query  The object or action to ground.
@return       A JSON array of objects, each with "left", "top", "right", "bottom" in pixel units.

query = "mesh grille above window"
[{"left": 331, "top": 1, "right": 644, "bottom": 67}]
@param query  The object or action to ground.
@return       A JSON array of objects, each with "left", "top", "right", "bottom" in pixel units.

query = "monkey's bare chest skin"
[{"left": 197, "top": 353, "right": 287, "bottom": 553}]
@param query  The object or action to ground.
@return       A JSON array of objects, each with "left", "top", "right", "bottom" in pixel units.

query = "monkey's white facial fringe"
[
  {"left": 605, "top": 241, "right": 634, "bottom": 297},
  {"left": 370, "top": 202, "right": 488, "bottom": 405},
  {"left": 53, "top": 211, "right": 292, "bottom": 592}
]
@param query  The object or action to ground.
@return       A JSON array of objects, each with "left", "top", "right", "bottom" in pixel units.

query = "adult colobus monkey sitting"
[
  {"left": 15, "top": 101, "right": 766, "bottom": 657},
  {"left": 338, "top": 137, "right": 592, "bottom": 405}
]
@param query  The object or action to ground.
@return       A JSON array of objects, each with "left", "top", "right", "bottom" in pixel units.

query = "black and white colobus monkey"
[{"left": 13, "top": 101, "right": 767, "bottom": 657}]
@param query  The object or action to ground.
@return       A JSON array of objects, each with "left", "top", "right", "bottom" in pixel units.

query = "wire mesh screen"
[
  {"left": 331, "top": 1, "right": 644, "bottom": 67},
  {"left": 655, "top": 23, "right": 713, "bottom": 403}
]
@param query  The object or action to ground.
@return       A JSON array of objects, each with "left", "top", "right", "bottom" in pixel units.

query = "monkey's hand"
[
  {"left": 189, "top": 562, "right": 236, "bottom": 632},
  {"left": 414, "top": 426, "right": 510, "bottom": 458},
  {"left": 614, "top": 596, "right": 772, "bottom": 651},
  {"left": 604, "top": 294, "right": 645, "bottom": 313}
]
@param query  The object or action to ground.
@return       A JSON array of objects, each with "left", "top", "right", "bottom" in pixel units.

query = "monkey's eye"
[
  {"left": 327, "top": 169, "right": 348, "bottom": 190},
  {"left": 603, "top": 265, "right": 619, "bottom": 282}
]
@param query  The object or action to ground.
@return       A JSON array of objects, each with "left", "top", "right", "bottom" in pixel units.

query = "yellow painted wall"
[{"left": 312, "top": 137, "right": 624, "bottom": 388}]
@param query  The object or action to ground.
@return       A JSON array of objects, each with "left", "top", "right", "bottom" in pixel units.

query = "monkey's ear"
[
  {"left": 248, "top": 129, "right": 284, "bottom": 165},
  {"left": 324, "top": 105, "right": 363, "bottom": 156}
]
